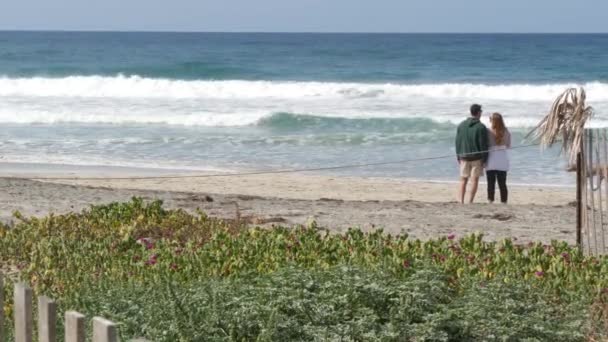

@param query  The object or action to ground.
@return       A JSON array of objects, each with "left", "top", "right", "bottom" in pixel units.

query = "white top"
[{"left": 486, "top": 129, "right": 511, "bottom": 171}]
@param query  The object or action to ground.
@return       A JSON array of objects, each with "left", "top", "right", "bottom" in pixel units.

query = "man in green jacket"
[{"left": 455, "top": 104, "right": 489, "bottom": 204}]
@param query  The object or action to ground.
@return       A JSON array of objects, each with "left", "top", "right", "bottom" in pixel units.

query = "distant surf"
[
  {"left": 1, "top": 76, "right": 607, "bottom": 128},
  {"left": 2, "top": 75, "right": 608, "bottom": 101}
]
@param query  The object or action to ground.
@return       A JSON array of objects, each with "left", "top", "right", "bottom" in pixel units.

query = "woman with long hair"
[{"left": 486, "top": 113, "right": 511, "bottom": 203}]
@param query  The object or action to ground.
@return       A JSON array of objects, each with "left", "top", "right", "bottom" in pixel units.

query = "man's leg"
[
  {"left": 459, "top": 177, "right": 469, "bottom": 204},
  {"left": 469, "top": 176, "right": 479, "bottom": 203}
]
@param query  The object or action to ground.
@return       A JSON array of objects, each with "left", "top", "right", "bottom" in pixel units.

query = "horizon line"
[{"left": 1, "top": 29, "right": 607, "bottom": 35}]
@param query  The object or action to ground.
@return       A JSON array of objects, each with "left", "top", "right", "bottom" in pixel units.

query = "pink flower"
[
  {"left": 447, "top": 234, "right": 456, "bottom": 240},
  {"left": 535, "top": 271, "right": 544, "bottom": 277},
  {"left": 431, "top": 254, "right": 446, "bottom": 263},
  {"left": 561, "top": 252, "right": 569, "bottom": 259},
  {"left": 137, "top": 237, "right": 154, "bottom": 250},
  {"left": 170, "top": 263, "right": 178, "bottom": 271},
  {"left": 145, "top": 254, "right": 159, "bottom": 266}
]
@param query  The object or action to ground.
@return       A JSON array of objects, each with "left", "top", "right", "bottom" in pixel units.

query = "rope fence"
[{"left": 1, "top": 143, "right": 542, "bottom": 182}]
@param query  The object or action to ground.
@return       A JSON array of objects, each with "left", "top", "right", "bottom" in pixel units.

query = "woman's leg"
[
  {"left": 486, "top": 170, "right": 497, "bottom": 203},
  {"left": 497, "top": 171, "right": 508, "bottom": 203}
]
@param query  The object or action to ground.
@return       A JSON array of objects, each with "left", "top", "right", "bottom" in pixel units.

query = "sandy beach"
[{"left": 0, "top": 162, "right": 576, "bottom": 244}]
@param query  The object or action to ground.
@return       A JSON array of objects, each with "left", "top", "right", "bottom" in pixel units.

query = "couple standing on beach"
[{"left": 455, "top": 104, "right": 511, "bottom": 204}]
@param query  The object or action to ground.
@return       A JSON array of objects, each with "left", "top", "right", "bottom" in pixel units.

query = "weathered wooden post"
[
  {"left": 588, "top": 130, "right": 599, "bottom": 254},
  {"left": 577, "top": 151, "right": 583, "bottom": 248},
  {"left": 0, "top": 272, "right": 4, "bottom": 342},
  {"left": 93, "top": 317, "right": 119, "bottom": 342},
  {"left": 65, "top": 311, "right": 86, "bottom": 342},
  {"left": 14, "top": 283, "right": 33, "bottom": 342},
  {"left": 38, "top": 296, "right": 58, "bottom": 342}
]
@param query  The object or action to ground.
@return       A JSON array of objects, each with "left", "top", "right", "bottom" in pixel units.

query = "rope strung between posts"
[{"left": 2, "top": 142, "right": 541, "bottom": 181}]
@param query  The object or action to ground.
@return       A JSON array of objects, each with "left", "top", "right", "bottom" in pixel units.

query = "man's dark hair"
[{"left": 470, "top": 104, "right": 482, "bottom": 116}]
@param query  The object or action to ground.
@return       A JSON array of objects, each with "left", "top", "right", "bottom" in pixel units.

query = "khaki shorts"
[{"left": 460, "top": 160, "right": 483, "bottom": 178}]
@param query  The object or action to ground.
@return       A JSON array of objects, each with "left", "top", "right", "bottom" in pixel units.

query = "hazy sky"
[{"left": 2, "top": 0, "right": 607, "bottom": 33}]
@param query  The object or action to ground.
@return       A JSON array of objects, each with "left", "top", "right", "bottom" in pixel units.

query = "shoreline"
[
  {"left": 1, "top": 161, "right": 575, "bottom": 203},
  {"left": 0, "top": 162, "right": 577, "bottom": 244}
]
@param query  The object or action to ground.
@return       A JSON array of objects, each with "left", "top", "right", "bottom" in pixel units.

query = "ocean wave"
[
  {"left": 1, "top": 75, "right": 608, "bottom": 101},
  {"left": 257, "top": 113, "right": 608, "bottom": 132},
  {"left": 1, "top": 75, "right": 608, "bottom": 129},
  {"left": 257, "top": 113, "right": 456, "bottom": 132},
  {"left": 1, "top": 104, "right": 608, "bottom": 129}
]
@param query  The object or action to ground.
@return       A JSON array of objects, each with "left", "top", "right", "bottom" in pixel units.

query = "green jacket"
[{"left": 455, "top": 118, "right": 489, "bottom": 162}]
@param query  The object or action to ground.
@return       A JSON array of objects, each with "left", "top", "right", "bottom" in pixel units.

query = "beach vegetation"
[{"left": 0, "top": 198, "right": 607, "bottom": 341}]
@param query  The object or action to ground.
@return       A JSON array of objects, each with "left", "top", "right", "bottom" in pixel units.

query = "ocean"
[{"left": 1, "top": 32, "right": 608, "bottom": 185}]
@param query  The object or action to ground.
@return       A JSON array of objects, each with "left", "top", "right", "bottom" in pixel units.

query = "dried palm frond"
[{"left": 526, "top": 87, "right": 594, "bottom": 165}]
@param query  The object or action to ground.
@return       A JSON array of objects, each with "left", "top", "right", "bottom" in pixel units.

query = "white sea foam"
[
  {"left": 0, "top": 153, "right": 235, "bottom": 173},
  {"left": 1, "top": 75, "right": 607, "bottom": 101},
  {"left": 1, "top": 75, "right": 607, "bottom": 128}
]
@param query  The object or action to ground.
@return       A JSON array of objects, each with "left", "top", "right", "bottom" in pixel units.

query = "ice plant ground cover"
[{"left": 0, "top": 198, "right": 607, "bottom": 341}]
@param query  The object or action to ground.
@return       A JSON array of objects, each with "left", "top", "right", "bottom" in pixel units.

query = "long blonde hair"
[{"left": 491, "top": 113, "right": 507, "bottom": 145}]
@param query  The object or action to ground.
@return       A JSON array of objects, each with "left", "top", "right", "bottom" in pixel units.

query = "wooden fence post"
[
  {"left": 577, "top": 151, "right": 583, "bottom": 248},
  {"left": 0, "top": 272, "right": 4, "bottom": 342},
  {"left": 93, "top": 317, "right": 118, "bottom": 342},
  {"left": 38, "top": 296, "right": 57, "bottom": 342},
  {"left": 14, "top": 283, "right": 33, "bottom": 342},
  {"left": 65, "top": 311, "right": 86, "bottom": 342}
]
